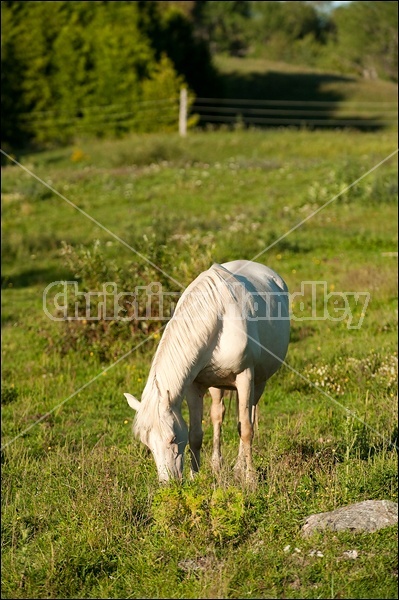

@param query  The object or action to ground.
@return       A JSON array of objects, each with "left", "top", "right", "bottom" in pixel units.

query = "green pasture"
[{"left": 1, "top": 126, "right": 398, "bottom": 598}]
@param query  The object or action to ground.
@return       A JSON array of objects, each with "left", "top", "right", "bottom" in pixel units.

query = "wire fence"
[
  {"left": 16, "top": 94, "right": 398, "bottom": 136},
  {"left": 192, "top": 97, "right": 398, "bottom": 129}
]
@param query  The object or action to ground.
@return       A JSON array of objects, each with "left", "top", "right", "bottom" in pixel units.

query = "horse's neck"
[
  {"left": 146, "top": 269, "right": 232, "bottom": 406},
  {"left": 149, "top": 323, "right": 201, "bottom": 405}
]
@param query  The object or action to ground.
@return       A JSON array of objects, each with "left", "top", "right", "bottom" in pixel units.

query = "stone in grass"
[
  {"left": 342, "top": 549, "right": 358, "bottom": 559},
  {"left": 302, "top": 500, "right": 398, "bottom": 537},
  {"left": 178, "top": 556, "right": 213, "bottom": 573}
]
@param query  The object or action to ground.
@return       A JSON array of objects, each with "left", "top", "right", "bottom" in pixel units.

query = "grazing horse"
[{"left": 125, "top": 259, "right": 290, "bottom": 482}]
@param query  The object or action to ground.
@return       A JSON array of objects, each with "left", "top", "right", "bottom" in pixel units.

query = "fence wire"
[
  {"left": 15, "top": 96, "right": 398, "bottom": 134},
  {"left": 192, "top": 97, "right": 398, "bottom": 129}
]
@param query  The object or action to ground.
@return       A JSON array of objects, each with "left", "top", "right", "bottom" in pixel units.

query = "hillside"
[{"left": 192, "top": 55, "right": 398, "bottom": 129}]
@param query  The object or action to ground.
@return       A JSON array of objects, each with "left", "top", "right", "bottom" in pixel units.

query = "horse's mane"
[{"left": 133, "top": 265, "right": 252, "bottom": 443}]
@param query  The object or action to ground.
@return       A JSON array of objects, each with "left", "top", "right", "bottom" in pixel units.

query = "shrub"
[
  {"left": 210, "top": 487, "right": 245, "bottom": 543},
  {"left": 150, "top": 481, "right": 245, "bottom": 544}
]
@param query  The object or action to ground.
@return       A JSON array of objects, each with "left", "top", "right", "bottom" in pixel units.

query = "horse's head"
[{"left": 124, "top": 392, "right": 188, "bottom": 482}]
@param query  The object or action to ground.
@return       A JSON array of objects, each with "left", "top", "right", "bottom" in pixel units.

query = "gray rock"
[
  {"left": 342, "top": 549, "right": 359, "bottom": 559},
  {"left": 178, "top": 556, "right": 213, "bottom": 572},
  {"left": 302, "top": 500, "right": 398, "bottom": 536}
]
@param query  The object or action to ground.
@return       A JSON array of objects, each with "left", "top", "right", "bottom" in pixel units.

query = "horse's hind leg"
[
  {"left": 209, "top": 387, "right": 226, "bottom": 473},
  {"left": 252, "top": 381, "right": 265, "bottom": 438}
]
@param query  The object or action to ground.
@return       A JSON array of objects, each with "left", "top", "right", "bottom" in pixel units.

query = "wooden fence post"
[{"left": 179, "top": 87, "right": 187, "bottom": 137}]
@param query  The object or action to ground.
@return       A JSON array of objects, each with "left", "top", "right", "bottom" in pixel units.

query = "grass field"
[
  {"left": 214, "top": 55, "right": 399, "bottom": 106},
  {"left": 196, "top": 56, "right": 399, "bottom": 130},
  {"left": 1, "top": 124, "right": 398, "bottom": 598}
]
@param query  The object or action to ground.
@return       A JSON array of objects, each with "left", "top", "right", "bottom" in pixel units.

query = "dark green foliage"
[
  {"left": 2, "top": 1, "right": 397, "bottom": 151},
  {"left": 251, "top": 0, "right": 324, "bottom": 44},
  {"left": 1, "top": 1, "right": 213, "bottom": 148},
  {"left": 146, "top": 2, "right": 218, "bottom": 95},
  {"left": 247, "top": 0, "right": 398, "bottom": 74},
  {"left": 194, "top": 1, "right": 252, "bottom": 56}
]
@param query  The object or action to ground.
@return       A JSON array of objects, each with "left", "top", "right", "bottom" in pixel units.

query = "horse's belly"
[
  {"left": 193, "top": 326, "right": 255, "bottom": 388},
  {"left": 194, "top": 366, "right": 237, "bottom": 388}
]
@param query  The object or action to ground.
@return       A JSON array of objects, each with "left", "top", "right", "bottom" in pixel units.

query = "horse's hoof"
[
  {"left": 245, "top": 469, "right": 258, "bottom": 489},
  {"left": 211, "top": 456, "right": 222, "bottom": 473}
]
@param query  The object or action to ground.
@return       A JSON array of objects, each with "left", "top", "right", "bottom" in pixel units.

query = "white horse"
[{"left": 124, "top": 259, "right": 290, "bottom": 482}]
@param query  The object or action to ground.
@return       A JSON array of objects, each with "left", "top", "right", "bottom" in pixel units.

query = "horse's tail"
[{"left": 253, "top": 403, "right": 259, "bottom": 436}]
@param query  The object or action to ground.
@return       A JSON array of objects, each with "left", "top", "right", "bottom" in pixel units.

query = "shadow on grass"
[
  {"left": 256, "top": 428, "right": 398, "bottom": 483},
  {"left": 1, "top": 266, "right": 74, "bottom": 290},
  {"left": 194, "top": 68, "right": 386, "bottom": 131}
]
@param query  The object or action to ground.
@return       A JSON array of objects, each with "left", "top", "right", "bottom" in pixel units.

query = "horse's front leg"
[
  {"left": 185, "top": 382, "right": 206, "bottom": 477},
  {"left": 234, "top": 368, "right": 256, "bottom": 482},
  {"left": 209, "top": 387, "right": 225, "bottom": 473},
  {"left": 235, "top": 377, "right": 265, "bottom": 483}
]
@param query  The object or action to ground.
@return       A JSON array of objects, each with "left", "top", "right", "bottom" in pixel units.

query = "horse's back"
[{"left": 219, "top": 260, "right": 288, "bottom": 295}]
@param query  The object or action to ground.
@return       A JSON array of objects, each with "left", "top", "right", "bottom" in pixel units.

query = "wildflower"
[{"left": 71, "top": 149, "right": 86, "bottom": 162}]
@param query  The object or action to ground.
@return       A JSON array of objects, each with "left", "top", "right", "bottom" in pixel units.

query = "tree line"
[
  {"left": 2, "top": 1, "right": 397, "bottom": 149},
  {"left": 191, "top": 0, "right": 397, "bottom": 81}
]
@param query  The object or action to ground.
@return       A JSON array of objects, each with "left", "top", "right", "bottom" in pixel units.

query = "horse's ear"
[{"left": 124, "top": 393, "right": 141, "bottom": 412}]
